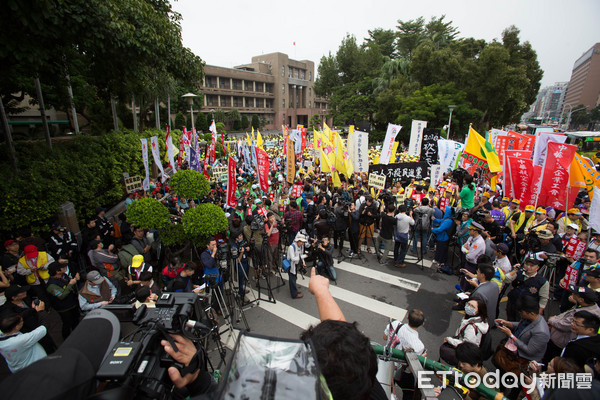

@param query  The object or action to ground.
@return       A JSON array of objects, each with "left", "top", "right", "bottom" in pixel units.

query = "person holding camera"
[
  {"left": 504, "top": 258, "right": 549, "bottom": 320},
  {"left": 313, "top": 209, "right": 331, "bottom": 240},
  {"left": 200, "top": 237, "right": 221, "bottom": 285},
  {"left": 231, "top": 233, "right": 250, "bottom": 302},
  {"left": 287, "top": 234, "right": 307, "bottom": 299},
  {"left": 333, "top": 201, "right": 349, "bottom": 257},
  {"left": 357, "top": 196, "right": 378, "bottom": 255},
  {"left": 265, "top": 212, "right": 279, "bottom": 275},
  {"left": 393, "top": 205, "right": 414, "bottom": 268},
  {"left": 459, "top": 222, "right": 486, "bottom": 290},
  {"left": 375, "top": 204, "right": 396, "bottom": 264},
  {"left": 46, "top": 262, "right": 80, "bottom": 340},
  {"left": 243, "top": 215, "right": 267, "bottom": 278},
  {"left": 0, "top": 313, "right": 49, "bottom": 373},
  {"left": 410, "top": 197, "right": 434, "bottom": 256}
]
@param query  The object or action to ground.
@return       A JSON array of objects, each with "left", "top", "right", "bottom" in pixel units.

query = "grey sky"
[{"left": 171, "top": 0, "right": 599, "bottom": 89}]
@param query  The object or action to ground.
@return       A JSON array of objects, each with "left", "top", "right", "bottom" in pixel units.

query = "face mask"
[{"left": 464, "top": 305, "right": 477, "bottom": 316}]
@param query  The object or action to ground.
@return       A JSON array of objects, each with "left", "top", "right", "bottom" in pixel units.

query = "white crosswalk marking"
[
  {"left": 335, "top": 261, "right": 421, "bottom": 291},
  {"left": 247, "top": 287, "right": 320, "bottom": 329}
]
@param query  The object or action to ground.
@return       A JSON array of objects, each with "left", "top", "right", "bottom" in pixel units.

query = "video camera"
[
  {"left": 97, "top": 293, "right": 213, "bottom": 399},
  {"left": 250, "top": 214, "right": 266, "bottom": 231}
]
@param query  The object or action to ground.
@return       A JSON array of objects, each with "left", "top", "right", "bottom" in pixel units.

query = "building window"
[
  {"left": 309, "top": 88, "right": 311, "bottom": 97},
  {"left": 282, "top": 99, "right": 285, "bottom": 108},
  {"left": 301, "top": 70, "right": 305, "bottom": 80},
  {"left": 294, "top": 69, "right": 299, "bottom": 79},
  {"left": 309, "top": 72, "right": 312, "bottom": 81},
  {"left": 282, "top": 84, "right": 285, "bottom": 94},
  {"left": 289, "top": 66, "right": 292, "bottom": 78},
  {"left": 283, "top": 114, "right": 286, "bottom": 125},
  {"left": 282, "top": 66, "right": 285, "bottom": 76},
  {"left": 219, "top": 78, "right": 229, "bottom": 89},
  {"left": 309, "top": 101, "right": 312, "bottom": 108}
]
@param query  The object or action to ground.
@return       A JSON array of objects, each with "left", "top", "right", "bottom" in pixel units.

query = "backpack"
[{"left": 327, "top": 211, "right": 337, "bottom": 226}]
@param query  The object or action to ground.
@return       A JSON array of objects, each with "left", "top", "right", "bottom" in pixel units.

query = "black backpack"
[{"left": 327, "top": 211, "right": 337, "bottom": 226}]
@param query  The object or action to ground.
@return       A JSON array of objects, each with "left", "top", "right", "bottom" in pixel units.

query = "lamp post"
[
  {"left": 182, "top": 92, "right": 197, "bottom": 131},
  {"left": 566, "top": 106, "right": 587, "bottom": 131},
  {"left": 559, "top": 103, "right": 572, "bottom": 130},
  {"left": 447, "top": 105, "right": 456, "bottom": 139}
]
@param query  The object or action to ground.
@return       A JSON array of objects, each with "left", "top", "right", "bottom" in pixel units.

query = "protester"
[{"left": 394, "top": 205, "right": 414, "bottom": 268}]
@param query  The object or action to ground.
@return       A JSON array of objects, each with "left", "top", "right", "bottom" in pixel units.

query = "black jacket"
[{"left": 561, "top": 335, "right": 600, "bottom": 368}]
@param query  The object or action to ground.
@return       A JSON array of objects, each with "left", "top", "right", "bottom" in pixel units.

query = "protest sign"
[
  {"left": 379, "top": 123, "right": 402, "bottom": 165},
  {"left": 408, "top": 120, "right": 427, "bottom": 156},
  {"left": 368, "top": 173, "right": 386, "bottom": 189},
  {"left": 124, "top": 176, "right": 142, "bottom": 193},
  {"left": 421, "top": 128, "right": 440, "bottom": 166},
  {"left": 369, "top": 162, "right": 429, "bottom": 187}
]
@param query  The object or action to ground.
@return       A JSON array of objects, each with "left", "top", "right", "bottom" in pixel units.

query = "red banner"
[
  {"left": 537, "top": 142, "right": 577, "bottom": 210},
  {"left": 255, "top": 147, "right": 270, "bottom": 193},
  {"left": 291, "top": 184, "right": 302, "bottom": 198},
  {"left": 519, "top": 134, "right": 535, "bottom": 151},
  {"left": 203, "top": 147, "right": 210, "bottom": 179},
  {"left": 220, "top": 131, "right": 227, "bottom": 155},
  {"left": 508, "top": 157, "right": 533, "bottom": 203},
  {"left": 495, "top": 136, "right": 509, "bottom": 164},
  {"left": 177, "top": 134, "right": 185, "bottom": 170},
  {"left": 565, "top": 237, "right": 587, "bottom": 260},
  {"left": 504, "top": 150, "right": 532, "bottom": 161},
  {"left": 226, "top": 156, "right": 237, "bottom": 208},
  {"left": 300, "top": 127, "right": 307, "bottom": 153},
  {"left": 283, "top": 134, "right": 288, "bottom": 155},
  {"left": 523, "top": 165, "right": 543, "bottom": 209}
]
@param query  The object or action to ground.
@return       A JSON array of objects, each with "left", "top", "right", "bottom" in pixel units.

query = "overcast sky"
[{"left": 171, "top": 0, "right": 599, "bottom": 89}]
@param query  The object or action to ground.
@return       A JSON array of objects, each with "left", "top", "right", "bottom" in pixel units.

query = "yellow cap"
[
  {"left": 535, "top": 207, "right": 547, "bottom": 215},
  {"left": 131, "top": 254, "right": 144, "bottom": 269},
  {"left": 524, "top": 205, "right": 535, "bottom": 212}
]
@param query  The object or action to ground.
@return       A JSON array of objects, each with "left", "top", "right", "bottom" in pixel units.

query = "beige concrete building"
[
  {"left": 202, "top": 52, "right": 330, "bottom": 130},
  {"left": 563, "top": 43, "right": 600, "bottom": 112}
]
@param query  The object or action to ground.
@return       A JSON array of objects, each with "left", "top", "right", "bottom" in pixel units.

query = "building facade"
[
  {"left": 563, "top": 43, "right": 600, "bottom": 113},
  {"left": 523, "top": 82, "right": 568, "bottom": 124},
  {"left": 201, "top": 52, "right": 330, "bottom": 131}
]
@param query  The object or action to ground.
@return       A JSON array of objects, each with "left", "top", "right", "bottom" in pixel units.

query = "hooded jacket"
[{"left": 432, "top": 206, "right": 455, "bottom": 242}]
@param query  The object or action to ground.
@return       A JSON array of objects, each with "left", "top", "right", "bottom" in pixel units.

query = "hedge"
[{"left": 0, "top": 128, "right": 182, "bottom": 233}]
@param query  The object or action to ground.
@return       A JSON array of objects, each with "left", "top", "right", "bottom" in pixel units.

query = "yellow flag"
[
  {"left": 390, "top": 141, "right": 399, "bottom": 163},
  {"left": 246, "top": 133, "right": 251, "bottom": 146},
  {"left": 571, "top": 153, "right": 600, "bottom": 199},
  {"left": 257, "top": 130, "right": 263, "bottom": 149},
  {"left": 463, "top": 126, "right": 502, "bottom": 173},
  {"left": 332, "top": 171, "right": 342, "bottom": 187},
  {"left": 320, "top": 148, "right": 332, "bottom": 173}
]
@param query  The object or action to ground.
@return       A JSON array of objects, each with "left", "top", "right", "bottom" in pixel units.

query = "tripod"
[
  {"left": 408, "top": 217, "right": 426, "bottom": 270},
  {"left": 251, "top": 241, "right": 276, "bottom": 304},
  {"left": 225, "top": 257, "right": 251, "bottom": 330},
  {"left": 447, "top": 238, "right": 463, "bottom": 274}
]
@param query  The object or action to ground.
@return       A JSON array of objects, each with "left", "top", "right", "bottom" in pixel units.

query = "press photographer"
[
  {"left": 333, "top": 201, "right": 350, "bottom": 257},
  {"left": 306, "top": 236, "right": 337, "bottom": 281},
  {"left": 410, "top": 198, "right": 434, "bottom": 256},
  {"left": 357, "top": 196, "right": 379, "bottom": 254}
]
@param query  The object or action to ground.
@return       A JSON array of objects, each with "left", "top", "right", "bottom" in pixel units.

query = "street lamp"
[
  {"left": 447, "top": 105, "right": 456, "bottom": 139},
  {"left": 566, "top": 106, "right": 587, "bottom": 131},
  {"left": 559, "top": 103, "right": 572, "bottom": 130},
  {"left": 182, "top": 92, "right": 198, "bottom": 131}
]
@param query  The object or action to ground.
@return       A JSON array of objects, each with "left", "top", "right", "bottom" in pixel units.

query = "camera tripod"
[
  {"left": 250, "top": 242, "right": 277, "bottom": 304},
  {"left": 407, "top": 219, "right": 427, "bottom": 270}
]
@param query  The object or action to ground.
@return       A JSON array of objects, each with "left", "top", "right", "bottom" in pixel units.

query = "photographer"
[
  {"left": 504, "top": 258, "right": 549, "bottom": 320},
  {"left": 243, "top": 215, "right": 267, "bottom": 277},
  {"left": 333, "top": 201, "right": 349, "bottom": 257},
  {"left": 313, "top": 209, "right": 331, "bottom": 240},
  {"left": 231, "top": 233, "right": 250, "bottom": 302},
  {"left": 459, "top": 222, "right": 486, "bottom": 291},
  {"left": 265, "top": 212, "right": 279, "bottom": 274},
  {"left": 375, "top": 204, "right": 396, "bottom": 264},
  {"left": 432, "top": 206, "right": 456, "bottom": 274},
  {"left": 348, "top": 203, "right": 361, "bottom": 257},
  {"left": 410, "top": 197, "right": 434, "bottom": 256},
  {"left": 287, "top": 234, "right": 307, "bottom": 299},
  {"left": 394, "top": 205, "right": 414, "bottom": 268},
  {"left": 357, "top": 196, "right": 378, "bottom": 255},
  {"left": 200, "top": 237, "right": 221, "bottom": 285}
]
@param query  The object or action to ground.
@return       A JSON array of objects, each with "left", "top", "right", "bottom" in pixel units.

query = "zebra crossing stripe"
[{"left": 335, "top": 261, "right": 421, "bottom": 292}]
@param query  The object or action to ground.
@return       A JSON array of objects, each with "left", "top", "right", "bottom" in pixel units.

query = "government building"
[{"left": 201, "top": 52, "right": 330, "bottom": 130}]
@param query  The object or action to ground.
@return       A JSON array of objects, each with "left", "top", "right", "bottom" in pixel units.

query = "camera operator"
[
  {"left": 357, "top": 196, "right": 378, "bottom": 255},
  {"left": 504, "top": 258, "right": 549, "bottom": 320},
  {"left": 243, "top": 215, "right": 267, "bottom": 277},
  {"left": 410, "top": 197, "right": 434, "bottom": 255},
  {"left": 375, "top": 204, "right": 396, "bottom": 264},
  {"left": 287, "top": 234, "right": 307, "bottom": 299},
  {"left": 394, "top": 205, "right": 414, "bottom": 268},
  {"left": 348, "top": 203, "right": 361, "bottom": 257},
  {"left": 200, "top": 237, "right": 221, "bottom": 285},
  {"left": 526, "top": 229, "right": 556, "bottom": 261},
  {"left": 231, "top": 233, "right": 250, "bottom": 303},
  {"left": 265, "top": 212, "right": 280, "bottom": 275},
  {"left": 481, "top": 211, "right": 501, "bottom": 244},
  {"left": 333, "top": 200, "right": 349, "bottom": 257},
  {"left": 314, "top": 209, "right": 331, "bottom": 240},
  {"left": 525, "top": 207, "right": 549, "bottom": 235}
]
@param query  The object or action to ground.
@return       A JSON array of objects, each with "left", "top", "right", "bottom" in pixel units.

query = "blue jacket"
[{"left": 432, "top": 206, "right": 454, "bottom": 242}]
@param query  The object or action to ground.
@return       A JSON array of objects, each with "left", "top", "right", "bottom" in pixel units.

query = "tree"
[
  {"left": 251, "top": 115, "right": 260, "bottom": 130},
  {"left": 241, "top": 115, "right": 249, "bottom": 130},
  {"left": 396, "top": 17, "right": 426, "bottom": 59},
  {"left": 126, "top": 198, "right": 170, "bottom": 230},
  {"left": 214, "top": 109, "right": 226, "bottom": 123},
  {"left": 226, "top": 109, "right": 241, "bottom": 127},
  {"left": 309, "top": 114, "right": 322, "bottom": 130},
  {"left": 364, "top": 28, "right": 397, "bottom": 59},
  {"left": 168, "top": 170, "right": 210, "bottom": 199},
  {"left": 182, "top": 203, "right": 228, "bottom": 245},
  {"left": 195, "top": 112, "right": 208, "bottom": 132},
  {"left": 424, "top": 15, "right": 459, "bottom": 49},
  {"left": 233, "top": 119, "right": 241, "bottom": 130},
  {"left": 174, "top": 112, "right": 186, "bottom": 130},
  {"left": 314, "top": 53, "right": 340, "bottom": 97}
]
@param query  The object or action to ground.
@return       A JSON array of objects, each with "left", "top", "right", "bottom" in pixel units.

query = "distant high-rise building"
[
  {"left": 521, "top": 82, "right": 568, "bottom": 124},
  {"left": 563, "top": 43, "right": 600, "bottom": 113}
]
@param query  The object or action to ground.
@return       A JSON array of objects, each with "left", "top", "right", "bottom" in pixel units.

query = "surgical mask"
[{"left": 464, "top": 305, "right": 477, "bottom": 316}]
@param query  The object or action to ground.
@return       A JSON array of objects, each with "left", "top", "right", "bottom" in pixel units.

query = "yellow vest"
[
  {"left": 513, "top": 213, "right": 534, "bottom": 233},
  {"left": 18, "top": 252, "right": 50, "bottom": 284},
  {"left": 560, "top": 216, "right": 582, "bottom": 233},
  {"left": 526, "top": 218, "right": 547, "bottom": 233}
]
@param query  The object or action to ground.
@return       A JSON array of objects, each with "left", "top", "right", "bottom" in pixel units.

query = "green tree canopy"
[
  {"left": 168, "top": 170, "right": 210, "bottom": 199},
  {"left": 126, "top": 197, "right": 170, "bottom": 230},
  {"left": 182, "top": 203, "right": 228, "bottom": 244}
]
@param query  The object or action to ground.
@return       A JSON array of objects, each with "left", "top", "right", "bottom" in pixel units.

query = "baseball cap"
[
  {"left": 131, "top": 254, "right": 144, "bottom": 269},
  {"left": 511, "top": 199, "right": 521, "bottom": 205},
  {"left": 524, "top": 257, "right": 540, "bottom": 266},
  {"left": 24, "top": 244, "right": 38, "bottom": 259},
  {"left": 569, "top": 285, "right": 598, "bottom": 304},
  {"left": 4, "top": 284, "right": 30, "bottom": 300},
  {"left": 535, "top": 207, "right": 547, "bottom": 215},
  {"left": 482, "top": 192, "right": 491, "bottom": 198},
  {"left": 502, "top": 197, "right": 511, "bottom": 202},
  {"left": 524, "top": 205, "right": 535, "bottom": 212},
  {"left": 497, "top": 243, "right": 509, "bottom": 255},
  {"left": 468, "top": 222, "right": 484, "bottom": 231},
  {"left": 86, "top": 270, "right": 105, "bottom": 285},
  {"left": 568, "top": 208, "right": 582, "bottom": 215},
  {"left": 4, "top": 239, "right": 15, "bottom": 248},
  {"left": 567, "top": 223, "right": 579, "bottom": 230}
]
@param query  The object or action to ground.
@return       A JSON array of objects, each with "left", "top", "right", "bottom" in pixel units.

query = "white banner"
[
  {"left": 408, "top": 120, "right": 427, "bottom": 156},
  {"left": 490, "top": 128, "right": 507, "bottom": 148},
  {"left": 348, "top": 129, "right": 357, "bottom": 170},
  {"left": 438, "top": 139, "right": 465, "bottom": 173},
  {"left": 430, "top": 164, "right": 443, "bottom": 186},
  {"left": 354, "top": 130, "right": 369, "bottom": 173},
  {"left": 379, "top": 123, "right": 402, "bottom": 165},
  {"left": 533, "top": 132, "right": 567, "bottom": 167},
  {"left": 291, "top": 129, "right": 302, "bottom": 154},
  {"left": 140, "top": 138, "right": 150, "bottom": 191},
  {"left": 150, "top": 136, "right": 166, "bottom": 182},
  {"left": 166, "top": 127, "right": 177, "bottom": 172},
  {"left": 590, "top": 187, "right": 600, "bottom": 233}
]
